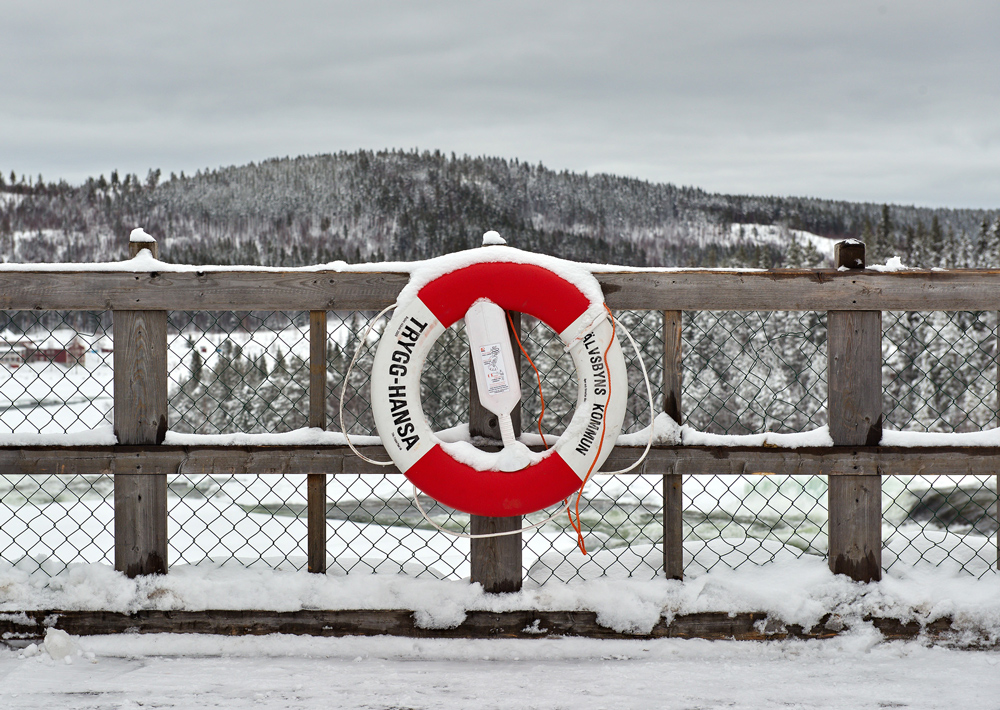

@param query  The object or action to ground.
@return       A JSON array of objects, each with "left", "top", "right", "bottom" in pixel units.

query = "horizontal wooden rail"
[
  {"left": 0, "top": 608, "right": 962, "bottom": 643},
  {"left": 3, "top": 444, "right": 1000, "bottom": 477},
  {"left": 0, "top": 271, "right": 409, "bottom": 312},
  {"left": 3, "top": 268, "right": 1000, "bottom": 311}
]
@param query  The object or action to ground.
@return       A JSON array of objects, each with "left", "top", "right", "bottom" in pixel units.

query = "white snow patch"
[
  {"left": 162, "top": 427, "right": 380, "bottom": 447},
  {"left": 439, "top": 438, "right": 549, "bottom": 471},
  {"left": 881, "top": 427, "right": 1000, "bottom": 446},
  {"left": 129, "top": 227, "right": 156, "bottom": 243},
  {"left": 869, "top": 256, "right": 911, "bottom": 272},
  {"left": 42, "top": 628, "right": 81, "bottom": 663},
  {"left": 0, "top": 425, "right": 116, "bottom": 447},
  {"left": 680, "top": 424, "right": 834, "bottom": 448},
  {"left": 481, "top": 230, "right": 506, "bottom": 246}
]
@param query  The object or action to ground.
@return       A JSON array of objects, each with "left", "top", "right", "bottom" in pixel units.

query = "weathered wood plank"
[
  {"left": 597, "top": 270, "right": 1000, "bottom": 312},
  {"left": 307, "top": 310, "right": 328, "bottom": 574},
  {"left": 112, "top": 473, "right": 168, "bottom": 577},
  {"left": 113, "top": 307, "right": 168, "bottom": 577},
  {"left": 470, "top": 516, "right": 523, "bottom": 593},
  {"left": 828, "top": 311, "right": 883, "bottom": 446},
  {"left": 469, "top": 311, "right": 522, "bottom": 593},
  {"left": 309, "top": 311, "right": 327, "bottom": 430},
  {"left": 5, "top": 444, "right": 1000, "bottom": 477},
  {"left": 0, "top": 271, "right": 410, "bottom": 311},
  {"left": 828, "top": 317, "right": 883, "bottom": 582},
  {"left": 0, "top": 609, "right": 967, "bottom": 643},
  {"left": 5, "top": 269, "right": 1000, "bottom": 311},
  {"left": 662, "top": 311, "right": 683, "bottom": 423},
  {"left": 113, "top": 311, "right": 168, "bottom": 445},
  {"left": 827, "top": 242, "right": 882, "bottom": 583},
  {"left": 662, "top": 310, "right": 684, "bottom": 580},
  {"left": 828, "top": 473, "right": 883, "bottom": 581}
]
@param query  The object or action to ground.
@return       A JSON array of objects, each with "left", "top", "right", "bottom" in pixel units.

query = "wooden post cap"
[
  {"left": 834, "top": 240, "right": 865, "bottom": 270},
  {"left": 129, "top": 227, "right": 158, "bottom": 259}
]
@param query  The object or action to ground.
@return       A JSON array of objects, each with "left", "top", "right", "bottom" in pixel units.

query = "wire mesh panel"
[
  {"left": 882, "top": 311, "right": 998, "bottom": 577},
  {"left": 883, "top": 311, "right": 997, "bottom": 432},
  {"left": 419, "top": 320, "right": 470, "bottom": 432},
  {"left": 524, "top": 474, "right": 662, "bottom": 585},
  {"left": 168, "top": 312, "right": 311, "bottom": 434},
  {"left": 0, "top": 311, "right": 113, "bottom": 435},
  {"left": 325, "top": 474, "right": 471, "bottom": 579},
  {"left": 328, "top": 312, "right": 380, "bottom": 436},
  {"left": 681, "top": 474, "right": 829, "bottom": 574},
  {"left": 677, "top": 311, "right": 831, "bottom": 574},
  {"left": 683, "top": 311, "right": 828, "bottom": 434},
  {"left": 0, "top": 312, "right": 116, "bottom": 575},
  {"left": 0, "top": 473, "right": 114, "bottom": 574},
  {"left": 168, "top": 472, "right": 309, "bottom": 569},
  {"left": 883, "top": 474, "right": 997, "bottom": 579}
]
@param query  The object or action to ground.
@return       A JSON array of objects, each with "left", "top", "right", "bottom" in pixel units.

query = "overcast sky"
[{"left": 2, "top": 1, "right": 998, "bottom": 208}]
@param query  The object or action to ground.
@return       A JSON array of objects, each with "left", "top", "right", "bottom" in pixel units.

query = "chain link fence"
[{"left": 0, "top": 308, "right": 996, "bottom": 579}]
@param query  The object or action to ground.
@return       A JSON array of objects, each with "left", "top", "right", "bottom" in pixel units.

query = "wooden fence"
[{"left": 2, "top": 238, "right": 999, "bottom": 590}]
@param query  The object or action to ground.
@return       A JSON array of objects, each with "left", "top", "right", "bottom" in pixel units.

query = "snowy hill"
[{"left": 1, "top": 150, "right": 996, "bottom": 268}]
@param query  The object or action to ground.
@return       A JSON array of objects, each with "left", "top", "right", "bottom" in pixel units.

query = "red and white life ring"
[{"left": 371, "top": 259, "right": 627, "bottom": 517}]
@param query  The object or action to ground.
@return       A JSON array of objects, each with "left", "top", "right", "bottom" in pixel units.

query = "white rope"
[
  {"left": 412, "top": 485, "right": 573, "bottom": 539},
  {"left": 597, "top": 315, "right": 656, "bottom": 475},
  {"left": 339, "top": 303, "right": 398, "bottom": 466},
  {"left": 344, "top": 302, "right": 653, "bottom": 530}
]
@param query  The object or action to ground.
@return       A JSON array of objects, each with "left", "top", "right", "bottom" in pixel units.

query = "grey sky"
[{"left": 2, "top": 1, "right": 998, "bottom": 208}]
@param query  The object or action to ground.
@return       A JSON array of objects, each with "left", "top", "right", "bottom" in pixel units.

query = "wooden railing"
[{"left": 2, "top": 238, "right": 999, "bottom": 588}]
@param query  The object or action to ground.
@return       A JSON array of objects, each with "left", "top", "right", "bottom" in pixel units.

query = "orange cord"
[
  {"left": 505, "top": 308, "right": 615, "bottom": 556},
  {"left": 568, "top": 306, "right": 617, "bottom": 556},
  {"left": 506, "top": 311, "right": 548, "bottom": 450}
]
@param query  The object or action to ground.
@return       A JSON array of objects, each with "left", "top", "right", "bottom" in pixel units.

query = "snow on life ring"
[{"left": 370, "top": 258, "right": 628, "bottom": 517}]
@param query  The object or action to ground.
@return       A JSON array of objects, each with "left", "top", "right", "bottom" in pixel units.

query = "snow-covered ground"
[{"left": 2, "top": 630, "right": 998, "bottom": 710}]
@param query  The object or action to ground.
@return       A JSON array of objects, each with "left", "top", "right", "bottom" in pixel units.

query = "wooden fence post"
[
  {"left": 827, "top": 240, "right": 882, "bottom": 582},
  {"left": 308, "top": 310, "right": 328, "bottom": 574},
  {"left": 469, "top": 311, "right": 523, "bottom": 592},
  {"left": 662, "top": 310, "right": 684, "bottom": 580},
  {"left": 113, "top": 235, "right": 168, "bottom": 577}
]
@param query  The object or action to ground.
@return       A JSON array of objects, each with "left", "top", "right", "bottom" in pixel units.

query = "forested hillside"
[{"left": 2, "top": 149, "right": 997, "bottom": 268}]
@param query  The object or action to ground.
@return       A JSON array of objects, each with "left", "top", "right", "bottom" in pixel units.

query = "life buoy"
[{"left": 371, "top": 258, "right": 627, "bottom": 517}]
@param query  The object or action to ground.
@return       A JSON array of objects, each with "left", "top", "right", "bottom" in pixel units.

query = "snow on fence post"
[
  {"left": 662, "top": 310, "right": 684, "bottom": 580},
  {"left": 113, "top": 231, "right": 168, "bottom": 577},
  {"left": 469, "top": 236, "right": 523, "bottom": 593},
  {"left": 827, "top": 240, "right": 882, "bottom": 582},
  {"left": 308, "top": 310, "right": 328, "bottom": 574}
]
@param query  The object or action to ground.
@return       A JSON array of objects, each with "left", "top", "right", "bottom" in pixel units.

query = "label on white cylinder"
[{"left": 478, "top": 342, "right": 511, "bottom": 394}]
